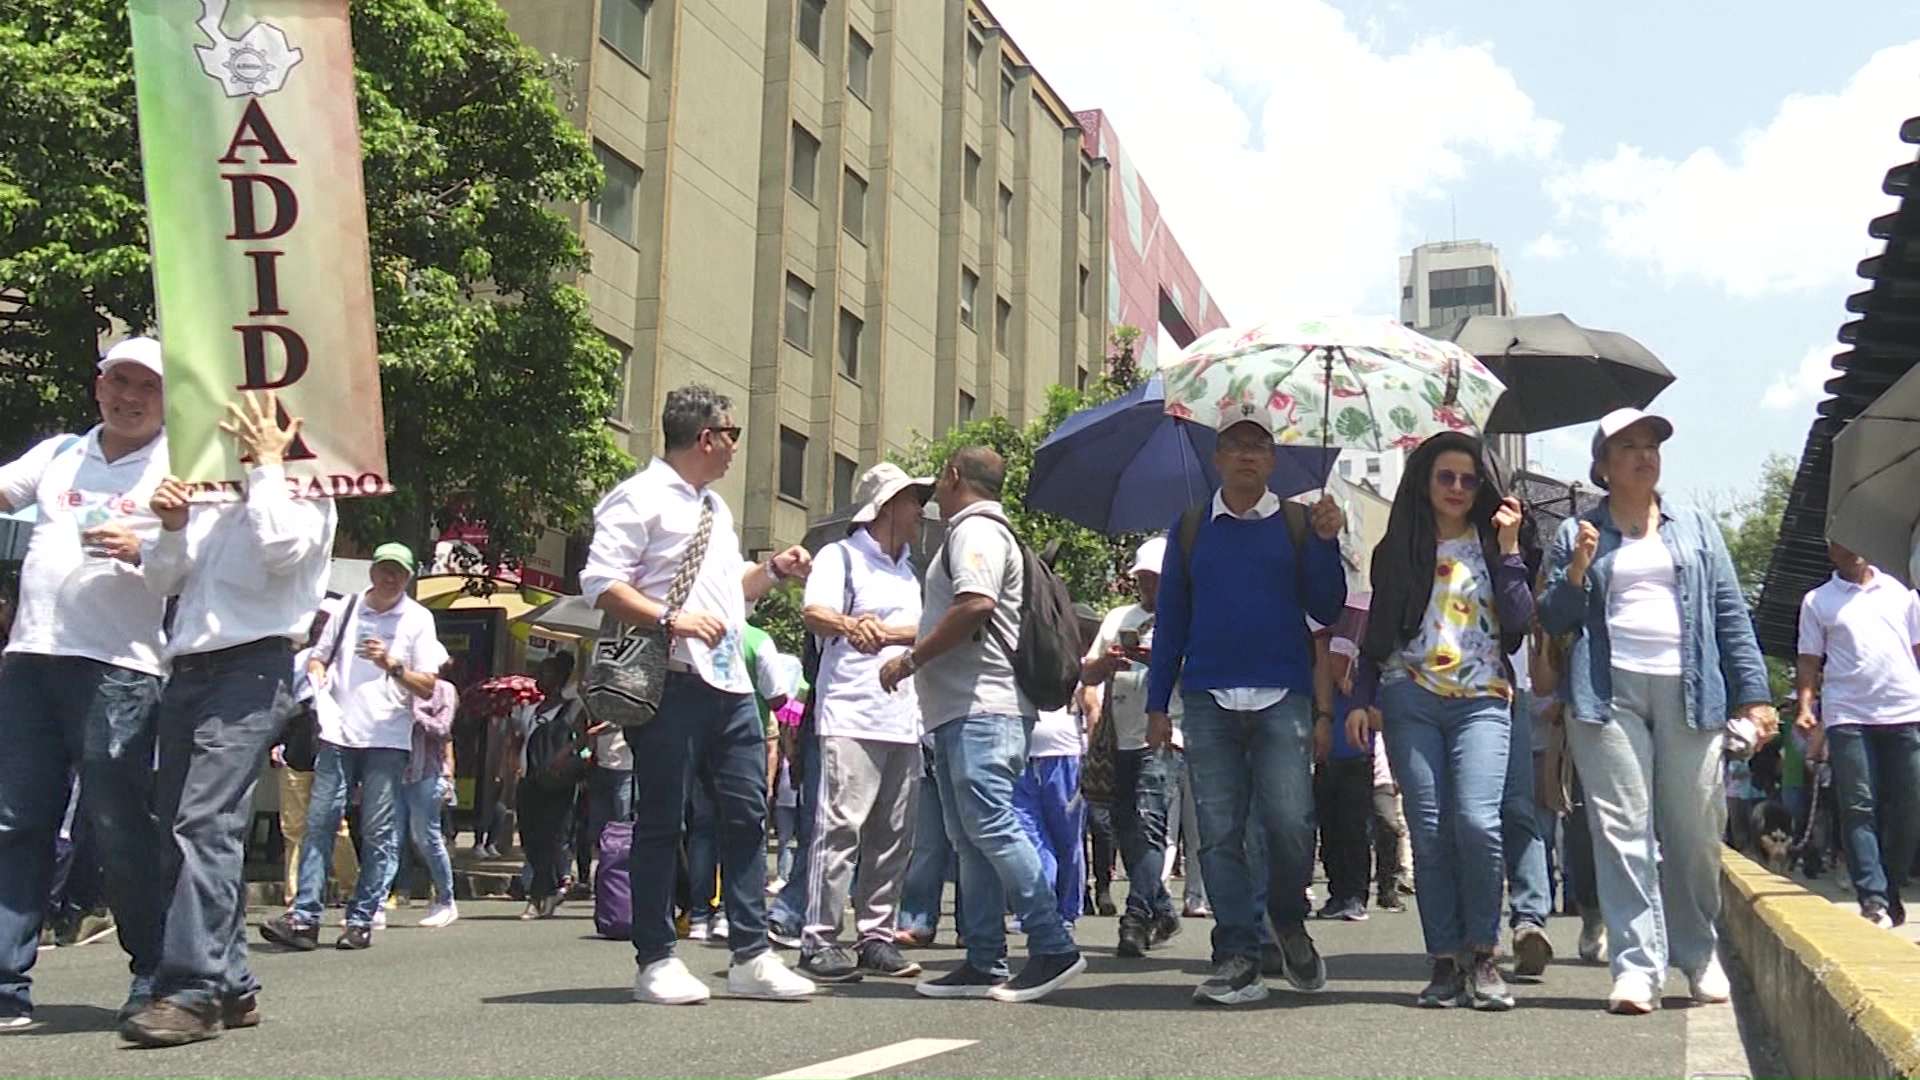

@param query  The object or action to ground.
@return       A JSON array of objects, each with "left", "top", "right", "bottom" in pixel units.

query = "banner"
[{"left": 129, "top": 0, "right": 388, "bottom": 499}]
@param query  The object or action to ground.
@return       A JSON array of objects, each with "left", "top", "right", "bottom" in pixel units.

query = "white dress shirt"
[
  {"left": 142, "top": 465, "right": 337, "bottom": 660},
  {"left": 1208, "top": 489, "right": 1290, "bottom": 713},
  {"left": 804, "top": 530, "right": 923, "bottom": 744}
]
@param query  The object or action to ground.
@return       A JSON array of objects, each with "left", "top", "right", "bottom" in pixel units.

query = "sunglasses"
[
  {"left": 1434, "top": 469, "right": 1481, "bottom": 492},
  {"left": 705, "top": 425, "right": 743, "bottom": 443}
]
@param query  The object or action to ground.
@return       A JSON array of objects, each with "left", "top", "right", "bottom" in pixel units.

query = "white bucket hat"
[{"left": 850, "top": 462, "right": 933, "bottom": 524}]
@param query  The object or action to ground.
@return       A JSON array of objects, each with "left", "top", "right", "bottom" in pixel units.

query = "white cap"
[
  {"left": 850, "top": 462, "right": 934, "bottom": 524},
  {"left": 1589, "top": 407, "right": 1673, "bottom": 488},
  {"left": 1130, "top": 535, "right": 1168, "bottom": 576},
  {"left": 98, "top": 336, "right": 163, "bottom": 378},
  {"left": 1215, "top": 400, "right": 1275, "bottom": 435}
]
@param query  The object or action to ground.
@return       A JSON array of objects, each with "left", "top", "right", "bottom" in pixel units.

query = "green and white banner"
[{"left": 130, "top": 0, "right": 388, "bottom": 498}]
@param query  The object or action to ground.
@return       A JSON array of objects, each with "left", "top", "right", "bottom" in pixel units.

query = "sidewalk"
[{"left": 1778, "top": 860, "right": 1920, "bottom": 945}]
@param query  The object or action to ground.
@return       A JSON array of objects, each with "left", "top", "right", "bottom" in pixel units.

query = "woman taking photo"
[
  {"left": 1348, "top": 431, "right": 1533, "bottom": 1011},
  {"left": 1540, "top": 408, "right": 1775, "bottom": 1015}
]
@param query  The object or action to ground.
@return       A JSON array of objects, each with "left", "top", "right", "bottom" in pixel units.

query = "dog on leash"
[{"left": 1751, "top": 799, "right": 1796, "bottom": 874}]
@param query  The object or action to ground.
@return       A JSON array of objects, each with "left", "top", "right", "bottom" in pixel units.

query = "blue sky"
[{"left": 991, "top": 0, "right": 1920, "bottom": 501}]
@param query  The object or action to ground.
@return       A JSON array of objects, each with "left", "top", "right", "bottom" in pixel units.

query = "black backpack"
[
  {"left": 526, "top": 701, "right": 588, "bottom": 793},
  {"left": 942, "top": 511, "right": 1082, "bottom": 713}
]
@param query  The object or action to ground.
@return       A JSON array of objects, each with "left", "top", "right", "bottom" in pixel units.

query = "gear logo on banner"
[{"left": 193, "top": 0, "right": 303, "bottom": 97}]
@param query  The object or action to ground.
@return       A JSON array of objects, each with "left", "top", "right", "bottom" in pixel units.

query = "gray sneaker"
[
  {"left": 1466, "top": 950, "right": 1514, "bottom": 1011},
  {"left": 1194, "top": 955, "right": 1267, "bottom": 1006}
]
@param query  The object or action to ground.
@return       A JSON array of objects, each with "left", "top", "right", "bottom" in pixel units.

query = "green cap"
[{"left": 371, "top": 542, "right": 417, "bottom": 575}]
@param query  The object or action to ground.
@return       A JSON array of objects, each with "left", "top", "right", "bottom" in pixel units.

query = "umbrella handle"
[{"left": 1321, "top": 347, "right": 1335, "bottom": 500}]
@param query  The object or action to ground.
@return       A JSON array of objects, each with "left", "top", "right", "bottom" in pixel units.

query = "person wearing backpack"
[
  {"left": 1144, "top": 413, "right": 1348, "bottom": 1007},
  {"left": 878, "top": 446, "right": 1085, "bottom": 1004},
  {"left": 517, "top": 654, "right": 588, "bottom": 921}
]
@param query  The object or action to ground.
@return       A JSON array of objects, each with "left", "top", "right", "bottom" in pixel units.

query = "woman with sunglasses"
[
  {"left": 1540, "top": 409, "right": 1775, "bottom": 1014},
  {"left": 1348, "top": 431, "right": 1533, "bottom": 1010}
]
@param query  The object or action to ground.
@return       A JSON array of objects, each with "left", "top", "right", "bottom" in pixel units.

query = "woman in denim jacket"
[{"left": 1540, "top": 409, "right": 1776, "bottom": 1015}]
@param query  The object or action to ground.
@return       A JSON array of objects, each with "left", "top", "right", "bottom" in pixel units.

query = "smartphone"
[{"left": 1118, "top": 629, "right": 1141, "bottom": 650}]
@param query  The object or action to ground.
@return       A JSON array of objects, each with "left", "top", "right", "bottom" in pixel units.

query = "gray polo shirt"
[{"left": 915, "top": 501, "right": 1032, "bottom": 730}]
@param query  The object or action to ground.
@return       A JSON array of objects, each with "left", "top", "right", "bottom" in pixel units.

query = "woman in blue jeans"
[{"left": 1350, "top": 431, "right": 1533, "bottom": 1011}]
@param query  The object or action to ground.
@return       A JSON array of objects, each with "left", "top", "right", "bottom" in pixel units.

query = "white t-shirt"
[
  {"left": 1606, "top": 532, "right": 1684, "bottom": 676},
  {"left": 805, "top": 531, "right": 923, "bottom": 744},
  {"left": 0, "top": 429, "right": 170, "bottom": 676},
  {"left": 1029, "top": 707, "right": 1084, "bottom": 759},
  {"left": 1799, "top": 570, "right": 1920, "bottom": 728},
  {"left": 314, "top": 592, "right": 450, "bottom": 751},
  {"left": 1085, "top": 603, "right": 1182, "bottom": 751}
]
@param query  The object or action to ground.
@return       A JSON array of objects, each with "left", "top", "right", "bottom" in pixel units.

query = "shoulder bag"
[{"left": 582, "top": 495, "right": 714, "bottom": 728}]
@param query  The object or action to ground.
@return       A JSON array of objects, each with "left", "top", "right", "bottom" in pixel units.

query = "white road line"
[{"left": 759, "top": 1038, "right": 977, "bottom": 1080}]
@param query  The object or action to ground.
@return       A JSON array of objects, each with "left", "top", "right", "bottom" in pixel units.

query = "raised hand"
[
  {"left": 1569, "top": 521, "right": 1601, "bottom": 579},
  {"left": 219, "top": 390, "right": 302, "bottom": 467},
  {"left": 1493, "top": 496, "right": 1524, "bottom": 554}
]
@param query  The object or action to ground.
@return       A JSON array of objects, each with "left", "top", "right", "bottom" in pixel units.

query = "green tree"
[
  {"left": 0, "top": 0, "right": 628, "bottom": 570},
  {"left": 1716, "top": 452, "right": 1798, "bottom": 700}
]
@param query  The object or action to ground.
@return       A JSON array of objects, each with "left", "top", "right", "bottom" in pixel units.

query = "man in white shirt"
[
  {"left": 261, "top": 543, "right": 447, "bottom": 952},
  {"left": 581, "top": 385, "right": 815, "bottom": 1005},
  {"left": 1795, "top": 539, "right": 1920, "bottom": 928},
  {"left": 795, "top": 463, "right": 930, "bottom": 984},
  {"left": 122, "top": 391, "right": 336, "bottom": 1048},
  {"left": 0, "top": 337, "right": 170, "bottom": 1030}
]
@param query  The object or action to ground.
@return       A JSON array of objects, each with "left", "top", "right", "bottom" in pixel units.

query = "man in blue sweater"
[{"left": 1146, "top": 412, "right": 1347, "bottom": 1006}]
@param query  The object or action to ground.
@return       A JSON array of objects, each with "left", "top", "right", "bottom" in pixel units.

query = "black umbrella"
[
  {"left": 1828, "top": 364, "right": 1920, "bottom": 587},
  {"left": 1424, "top": 313, "right": 1675, "bottom": 434}
]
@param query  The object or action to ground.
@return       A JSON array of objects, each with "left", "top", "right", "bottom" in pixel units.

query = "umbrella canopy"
[
  {"left": 517, "top": 593, "right": 604, "bottom": 639},
  {"left": 1828, "top": 364, "right": 1920, "bottom": 587},
  {"left": 1424, "top": 313, "right": 1675, "bottom": 435},
  {"left": 1159, "top": 316, "right": 1506, "bottom": 450},
  {"left": 1029, "top": 376, "right": 1338, "bottom": 534}
]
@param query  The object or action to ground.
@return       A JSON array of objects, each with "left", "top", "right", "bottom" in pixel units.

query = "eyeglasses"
[
  {"left": 1433, "top": 469, "right": 1481, "bottom": 491},
  {"left": 1217, "top": 439, "right": 1273, "bottom": 457},
  {"left": 705, "top": 426, "right": 742, "bottom": 444}
]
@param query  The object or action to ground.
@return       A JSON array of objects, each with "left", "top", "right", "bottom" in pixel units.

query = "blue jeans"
[
  {"left": 625, "top": 672, "right": 769, "bottom": 966},
  {"left": 1827, "top": 723, "right": 1920, "bottom": 912},
  {"left": 933, "top": 714, "right": 1077, "bottom": 976},
  {"left": 587, "top": 766, "right": 634, "bottom": 862},
  {"left": 396, "top": 777, "right": 454, "bottom": 906},
  {"left": 898, "top": 741, "right": 957, "bottom": 935},
  {"left": 771, "top": 735, "right": 820, "bottom": 931},
  {"left": 1112, "top": 747, "right": 1174, "bottom": 919},
  {"left": 1503, "top": 692, "right": 1551, "bottom": 930},
  {"left": 0, "top": 655, "right": 165, "bottom": 1016},
  {"left": 292, "top": 743, "right": 409, "bottom": 928},
  {"left": 1011, "top": 755, "right": 1085, "bottom": 926},
  {"left": 1563, "top": 770, "right": 1600, "bottom": 913},
  {"left": 1381, "top": 679, "right": 1510, "bottom": 957},
  {"left": 1181, "top": 691, "right": 1316, "bottom": 962},
  {"left": 685, "top": 782, "right": 719, "bottom": 920}
]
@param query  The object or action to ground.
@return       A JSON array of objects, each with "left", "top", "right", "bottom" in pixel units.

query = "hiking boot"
[
  {"left": 988, "top": 951, "right": 1086, "bottom": 1003},
  {"left": 120, "top": 1000, "right": 221, "bottom": 1047},
  {"left": 221, "top": 993, "right": 262, "bottom": 1030},
  {"left": 259, "top": 914, "right": 318, "bottom": 952},
  {"left": 1276, "top": 926, "right": 1327, "bottom": 992},
  {"left": 1417, "top": 956, "right": 1466, "bottom": 1008},
  {"left": 1150, "top": 911, "right": 1182, "bottom": 946},
  {"left": 1093, "top": 884, "right": 1117, "bottom": 917},
  {"left": 1512, "top": 924, "right": 1554, "bottom": 978},
  {"left": 856, "top": 940, "right": 921, "bottom": 978},
  {"left": 335, "top": 925, "right": 372, "bottom": 951},
  {"left": 914, "top": 964, "right": 1006, "bottom": 999},
  {"left": 1466, "top": 950, "right": 1514, "bottom": 1011},
  {"left": 798, "top": 944, "right": 863, "bottom": 983},
  {"left": 1193, "top": 955, "right": 1267, "bottom": 1006},
  {"left": 1116, "top": 914, "right": 1150, "bottom": 958}
]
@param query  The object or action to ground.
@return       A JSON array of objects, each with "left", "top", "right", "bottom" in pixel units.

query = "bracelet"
[
  {"left": 901, "top": 651, "right": 920, "bottom": 675},
  {"left": 1313, "top": 709, "right": 1335, "bottom": 723},
  {"left": 661, "top": 608, "right": 678, "bottom": 636},
  {"left": 765, "top": 559, "right": 787, "bottom": 583}
]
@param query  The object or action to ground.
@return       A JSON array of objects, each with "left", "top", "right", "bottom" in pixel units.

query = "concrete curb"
[{"left": 1721, "top": 850, "right": 1920, "bottom": 1079}]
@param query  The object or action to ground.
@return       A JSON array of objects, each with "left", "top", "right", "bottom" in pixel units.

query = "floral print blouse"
[{"left": 1393, "top": 535, "right": 1512, "bottom": 701}]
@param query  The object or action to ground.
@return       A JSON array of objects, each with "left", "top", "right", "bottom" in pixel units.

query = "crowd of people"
[{"left": 7, "top": 339, "right": 1919, "bottom": 1049}]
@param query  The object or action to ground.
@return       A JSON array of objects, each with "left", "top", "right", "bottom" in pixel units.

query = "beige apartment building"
[{"left": 498, "top": 0, "right": 1114, "bottom": 556}]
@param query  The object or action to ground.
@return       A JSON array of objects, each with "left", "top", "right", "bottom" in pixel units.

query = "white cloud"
[
  {"left": 1761, "top": 341, "right": 1844, "bottom": 411},
  {"left": 986, "top": 0, "right": 1560, "bottom": 318},
  {"left": 1547, "top": 42, "right": 1920, "bottom": 297},
  {"left": 1524, "top": 231, "right": 1575, "bottom": 261}
]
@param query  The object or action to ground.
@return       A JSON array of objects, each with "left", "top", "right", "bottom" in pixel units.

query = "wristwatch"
[{"left": 900, "top": 651, "right": 920, "bottom": 676}]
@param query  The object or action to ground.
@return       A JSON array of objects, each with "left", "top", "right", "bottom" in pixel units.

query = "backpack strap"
[
  {"left": 940, "top": 510, "right": 1019, "bottom": 654},
  {"left": 1281, "top": 500, "right": 1309, "bottom": 554},
  {"left": 1176, "top": 504, "right": 1206, "bottom": 578}
]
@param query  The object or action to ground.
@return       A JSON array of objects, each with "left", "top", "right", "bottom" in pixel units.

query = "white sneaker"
[
  {"left": 727, "top": 951, "right": 816, "bottom": 999},
  {"left": 1688, "top": 958, "right": 1730, "bottom": 1004},
  {"left": 708, "top": 914, "right": 730, "bottom": 942},
  {"left": 687, "top": 921, "right": 711, "bottom": 942},
  {"left": 0, "top": 1014, "right": 33, "bottom": 1030},
  {"left": 766, "top": 878, "right": 786, "bottom": 896},
  {"left": 633, "top": 957, "right": 711, "bottom": 1005},
  {"left": 1607, "top": 974, "right": 1658, "bottom": 1015},
  {"left": 371, "top": 910, "right": 387, "bottom": 931},
  {"left": 420, "top": 902, "right": 459, "bottom": 929}
]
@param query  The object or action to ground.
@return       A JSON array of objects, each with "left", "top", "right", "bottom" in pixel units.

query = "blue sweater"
[{"left": 1146, "top": 509, "right": 1348, "bottom": 712}]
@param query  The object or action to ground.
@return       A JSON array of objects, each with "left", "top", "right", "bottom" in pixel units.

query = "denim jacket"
[{"left": 1539, "top": 499, "right": 1770, "bottom": 730}]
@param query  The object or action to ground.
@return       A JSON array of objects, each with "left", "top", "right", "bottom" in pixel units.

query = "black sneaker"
[
  {"left": 1258, "top": 941, "right": 1286, "bottom": 979},
  {"left": 1512, "top": 924, "right": 1553, "bottom": 978},
  {"left": 1376, "top": 891, "right": 1408, "bottom": 914},
  {"left": 1093, "top": 885, "right": 1117, "bottom": 917},
  {"left": 334, "top": 925, "right": 372, "bottom": 951},
  {"left": 915, "top": 964, "right": 1007, "bottom": 999},
  {"left": 798, "top": 945, "right": 864, "bottom": 983},
  {"left": 1193, "top": 955, "right": 1267, "bottom": 1006},
  {"left": 1467, "top": 950, "right": 1514, "bottom": 1011},
  {"left": 259, "top": 914, "right": 318, "bottom": 952},
  {"left": 1116, "top": 914, "right": 1150, "bottom": 958},
  {"left": 988, "top": 951, "right": 1086, "bottom": 1003},
  {"left": 1149, "top": 911, "right": 1182, "bottom": 947},
  {"left": 1417, "top": 956, "right": 1466, "bottom": 1008},
  {"left": 1314, "top": 896, "right": 1344, "bottom": 920},
  {"left": 1276, "top": 927, "right": 1327, "bottom": 992},
  {"left": 856, "top": 940, "right": 921, "bottom": 978}
]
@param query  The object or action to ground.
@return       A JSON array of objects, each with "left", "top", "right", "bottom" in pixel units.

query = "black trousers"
[
  {"left": 516, "top": 779, "right": 576, "bottom": 902},
  {"left": 1314, "top": 757, "right": 1373, "bottom": 903}
]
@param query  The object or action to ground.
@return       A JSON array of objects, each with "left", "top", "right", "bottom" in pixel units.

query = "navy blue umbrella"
[{"left": 1028, "top": 376, "right": 1338, "bottom": 535}]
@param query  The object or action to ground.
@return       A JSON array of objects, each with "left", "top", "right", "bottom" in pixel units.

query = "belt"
[{"left": 173, "top": 636, "right": 293, "bottom": 673}]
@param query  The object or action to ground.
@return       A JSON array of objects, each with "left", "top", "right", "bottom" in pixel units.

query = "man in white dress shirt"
[
  {"left": 581, "top": 385, "right": 815, "bottom": 1005},
  {"left": 120, "top": 392, "right": 337, "bottom": 1047}
]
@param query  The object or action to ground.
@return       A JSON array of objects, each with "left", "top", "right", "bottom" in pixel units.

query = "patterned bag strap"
[{"left": 662, "top": 496, "right": 714, "bottom": 612}]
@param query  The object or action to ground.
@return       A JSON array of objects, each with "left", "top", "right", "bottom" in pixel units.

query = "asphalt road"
[{"left": 7, "top": 898, "right": 1774, "bottom": 1079}]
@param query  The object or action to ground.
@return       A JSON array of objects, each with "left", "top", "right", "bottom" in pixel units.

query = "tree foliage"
[
  {"left": 1716, "top": 452, "right": 1798, "bottom": 700},
  {"left": 0, "top": 0, "right": 628, "bottom": 567}
]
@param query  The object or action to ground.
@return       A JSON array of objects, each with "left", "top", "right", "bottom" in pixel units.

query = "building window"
[
  {"left": 997, "top": 184, "right": 1013, "bottom": 241},
  {"left": 959, "top": 268, "right": 978, "bottom": 328},
  {"left": 796, "top": 0, "right": 825, "bottom": 56},
  {"left": 966, "top": 34, "right": 983, "bottom": 90},
  {"left": 599, "top": 0, "right": 651, "bottom": 68},
  {"left": 791, "top": 123, "right": 820, "bottom": 203},
  {"left": 994, "top": 296, "right": 1012, "bottom": 353},
  {"left": 833, "top": 453, "right": 858, "bottom": 509},
  {"left": 605, "top": 336, "right": 632, "bottom": 423},
  {"left": 1078, "top": 265, "right": 1091, "bottom": 314},
  {"left": 963, "top": 147, "right": 980, "bottom": 207},
  {"left": 784, "top": 274, "right": 814, "bottom": 351},
  {"left": 999, "top": 70, "right": 1016, "bottom": 129},
  {"left": 1080, "top": 163, "right": 1092, "bottom": 214},
  {"left": 779, "top": 426, "right": 808, "bottom": 501},
  {"left": 958, "top": 390, "right": 975, "bottom": 422},
  {"left": 838, "top": 308, "right": 863, "bottom": 380},
  {"left": 1338, "top": 458, "right": 1353, "bottom": 479},
  {"left": 1426, "top": 265, "right": 1498, "bottom": 325},
  {"left": 1076, "top": 366, "right": 1088, "bottom": 392},
  {"left": 1366, "top": 456, "right": 1382, "bottom": 478},
  {"left": 842, "top": 168, "right": 867, "bottom": 242},
  {"left": 590, "top": 142, "right": 641, "bottom": 244},
  {"left": 847, "top": 29, "right": 873, "bottom": 100}
]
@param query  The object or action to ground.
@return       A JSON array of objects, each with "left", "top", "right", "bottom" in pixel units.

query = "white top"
[
  {"left": 1799, "top": 569, "right": 1920, "bottom": 728},
  {"left": 916, "top": 502, "right": 1030, "bottom": 730},
  {"left": 1208, "top": 489, "right": 1289, "bottom": 712},
  {"left": 1605, "top": 531, "right": 1684, "bottom": 676},
  {"left": 594, "top": 723, "right": 633, "bottom": 771},
  {"left": 142, "top": 465, "right": 337, "bottom": 660},
  {"left": 292, "top": 647, "right": 317, "bottom": 704},
  {"left": 313, "top": 592, "right": 449, "bottom": 751},
  {"left": 580, "top": 459, "right": 751, "bottom": 694},
  {"left": 1085, "top": 602, "right": 1182, "bottom": 751},
  {"left": 0, "top": 429, "right": 171, "bottom": 675},
  {"left": 804, "top": 531, "right": 923, "bottom": 744},
  {"left": 1029, "top": 706, "right": 1084, "bottom": 759}
]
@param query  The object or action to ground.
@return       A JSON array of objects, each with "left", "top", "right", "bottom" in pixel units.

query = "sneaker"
[
  {"left": 0, "top": 1013, "right": 34, "bottom": 1031},
  {"left": 1375, "top": 891, "right": 1408, "bottom": 914},
  {"left": 798, "top": 944, "right": 864, "bottom": 984},
  {"left": 767, "top": 920, "right": 803, "bottom": 950},
  {"left": 117, "top": 975, "right": 154, "bottom": 1022},
  {"left": 633, "top": 957, "right": 710, "bottom": 1005},
  {"left": 1577, "top": 912, "right": 1608, "bottom": 964},
  {"left": 766, "top": 877, "right": 786, "bottom": 896},
  {"left": 335, "top": 925, "right": 372, "bottom": 950},
  {"left": 1417, "top": 956, "right": 1466, "bottom": 1008},
  {"left": 1607, "top": 974, "right": 1658, "bottom": 1015},
  {"left": 221, "top": 993, "right": 262, "bottom": 1030},
  {"left": 1688, "top": 957, "right": 1731, "bottom": 1004},
  {"left": 74, "top": 910, "right": 117, "bottom": 946},
  {"left": 1512, "top": 924, "right": 1554, "bottom": 978},
  {"left": 856, "top": 940, "right": 922, "bottom": 978},
  {"left": 566, "top": 881, "right": 593, "bottom": 902},
  {"left": 989, "top": 951, "right": 1086, "bottom": 1003},
  {"left": 1314, "top": 896, "right": 1344, "bottom": 920},
  {"left": 708, "top": 914, "right": 730, "bottom": 942},
  {"left": 371, "top": 909, "right": 387, "bottom": 931},
  {"left": 1276, "top": 927, "right": 1328, "bottom": 992},
  {"left": 687, "top": 919, "right": 712, "bottom": 942},
  {"left": 120, "top": 1000, "right": 221, "bottom": 1047},
  {"left": 727, "top": 951, "right": 816, "bottom": 999},
  {"left": 1093, "top": 886, "right": 1117, "bottom": 918},
  {"left": 1466, "top": 950, "right": 1514, "bottom": 1011},
  {"left": 1150, "top": 911, "right": 1182, "bottom": 946},
  {"left": 259, "top": 914, "right": 318, "bottom": 952},
  {"left": 894, "top": 927, "right": 934, "bottom": 948},
  {"left": 419, "top": 902, "right": 460, "bottom": 929},
  {"left": 1182, "top": 900, "right": 1212, "bottom": 919},
  {"left": 1258, "top": 942, "right": 1286, "bottom": 979},
  {"left": 915, "top": 964, "right": 1007, "bottom": 998},
  {"left": 1338, "top": 898, "right": 1369, "bottom": 923},
  {"left": 1864, "top": 902, "right": 1895, "bottom": 929},
  {"left": 1193, "top": 955, "right": 1267, "bottom": 1006},
  {"left": 1116, "top": 914, "right": 1150, "bottom": 959}
]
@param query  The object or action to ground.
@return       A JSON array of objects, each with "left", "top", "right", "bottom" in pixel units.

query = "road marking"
[{"left": 759, "top": 1038, "right": 976, "bottom": 1080}]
